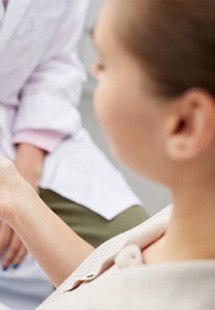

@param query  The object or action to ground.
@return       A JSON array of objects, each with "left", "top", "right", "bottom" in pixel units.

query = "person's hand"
[
  {"left": 0, "top": 144, "right": 46, "bottom": 269},
  {"left": 0, "top": 145, "right": 46, "bottom": 269},
  {"left": 0, "top": 222, "right": 27, "bottom": 270},
  {"left": 0, "top": 156, "right": 22, "bottom": 221},
  {"left": 0, "top": 155, "right": 30, "bottom": 270}
]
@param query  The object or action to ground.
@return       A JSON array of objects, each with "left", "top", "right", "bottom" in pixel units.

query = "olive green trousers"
[{"left": 40, "top": 189, "right": 148, "bottom": 248}]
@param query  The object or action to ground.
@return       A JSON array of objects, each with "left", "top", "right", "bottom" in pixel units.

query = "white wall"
[{"left": 79, "top": 0, "right": 171, "bottom": 215}]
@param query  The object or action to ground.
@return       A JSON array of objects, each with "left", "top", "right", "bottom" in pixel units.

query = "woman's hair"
[{"left": 114, "top": 0, "right": 215, "bottom": 97}]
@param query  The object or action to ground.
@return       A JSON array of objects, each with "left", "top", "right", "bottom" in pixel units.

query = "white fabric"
[
  {"left": 0, "top": 0, "right": 141, "bottom": 220},
  {"left": 37, "top": 205, "right": 215, "bottom": 310}
]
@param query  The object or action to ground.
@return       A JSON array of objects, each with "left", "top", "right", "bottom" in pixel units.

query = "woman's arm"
[
  {"left": 0, "top": 144, "right": 46, "bottom": 269},
  {"left": 0, "top": 156, "right": 94, "bottom": 286}
]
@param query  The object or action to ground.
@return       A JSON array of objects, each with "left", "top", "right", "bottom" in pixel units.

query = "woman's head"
[
  {"left": 92, "top": 0, "right": 215, "bottom": 187},
  {"left": 113, "top": 0, "right": 215, "bottom": 98}
]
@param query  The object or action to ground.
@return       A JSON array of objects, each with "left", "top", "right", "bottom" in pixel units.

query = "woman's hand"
[
  {"left": 0, "top": 154, "right": 93, "bottom": 285},
  {"left": 0, "top": 156, "right": 22, "bottom": 222},
  {"left": 0, "top": 144, "right": 46, "bottom": 269},
  {"left": 0, "top": 144, "right": 45, "bottom": 220},
  {"left": 0, "top": 155, "right": 31, "bottom": 269}
]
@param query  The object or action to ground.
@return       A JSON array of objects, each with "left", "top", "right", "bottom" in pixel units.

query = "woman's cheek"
[
  {"left": 93, "top": 82, "right": 102, "bottom": 121},
  {"left": 93, "top": 84, "right": 124, "bottom": 160},
  {"left": 93, "top": 77, "right": 120, "bottom": 137},
  {"left": 93, "top": 80, "right": 110, "bottom": 125}
]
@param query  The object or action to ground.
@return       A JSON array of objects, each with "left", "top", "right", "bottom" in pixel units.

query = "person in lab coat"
[{"left": 0, "top": 0, "right": 147, "bottom": 309}]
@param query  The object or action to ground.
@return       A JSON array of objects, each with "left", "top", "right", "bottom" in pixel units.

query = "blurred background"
[{"left": 79, "top": 0, "right": 171, "bottom": 215}]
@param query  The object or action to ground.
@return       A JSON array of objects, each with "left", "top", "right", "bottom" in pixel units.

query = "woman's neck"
[{"left": 144, "top": 180, "right": 215, "bottom": 264}]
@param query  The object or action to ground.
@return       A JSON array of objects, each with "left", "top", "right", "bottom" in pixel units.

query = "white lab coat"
[
  {"left": 0, "top": 0, "right": 141, "bottom": 221},
  {"left": 0, "top": 1, "right": 142, "bottom": 309}
]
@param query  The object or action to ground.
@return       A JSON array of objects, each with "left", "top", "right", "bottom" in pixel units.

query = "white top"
[
  {"left": 0, "top": 0, "right": 141, "bottom": 219},
  {"left": 37, "top": 206, "right": 215, "bottom": 309}
]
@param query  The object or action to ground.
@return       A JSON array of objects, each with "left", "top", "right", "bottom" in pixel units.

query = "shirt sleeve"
[
  {"left": 13, "top": 0, "right": 90, "bottom": 154},
  {"left": 13, "top": 129, "right": 66, "bottom": 153}
]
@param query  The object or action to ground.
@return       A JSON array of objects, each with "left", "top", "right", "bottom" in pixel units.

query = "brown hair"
[{"left": 114, "top": 0, "right": 215, "bottom": 97}]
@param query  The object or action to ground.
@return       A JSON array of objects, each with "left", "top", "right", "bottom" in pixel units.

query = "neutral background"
[{"left": 79, "top": 0, "right": 171, "bottom": 215}]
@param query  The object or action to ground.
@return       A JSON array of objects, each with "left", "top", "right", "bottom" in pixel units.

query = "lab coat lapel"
[{"left": 0, "top": 0, "right": 32, "bottom": 50}]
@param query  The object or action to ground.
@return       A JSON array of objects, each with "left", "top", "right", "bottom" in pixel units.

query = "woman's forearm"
[
  {"left": 10, "top": 184, "right": 94, "bottom": 287},
  {"left": 0, "top": 154, "right": 94, "bottom": 286}
]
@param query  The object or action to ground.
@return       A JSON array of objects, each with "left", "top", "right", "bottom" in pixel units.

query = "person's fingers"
[
  {"left": 0, "top": 223, "right": 13, "bottom": 254},
  {"left": 7, "top": 244, "right": 27, "bottom": 269},
  {"left": 2, "top": 232, "right": 27, "bottom": 269}
]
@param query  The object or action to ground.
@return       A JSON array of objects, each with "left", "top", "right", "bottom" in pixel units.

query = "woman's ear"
[{"left": 165, "top": 89, "right": 215, "bottom": 161}]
